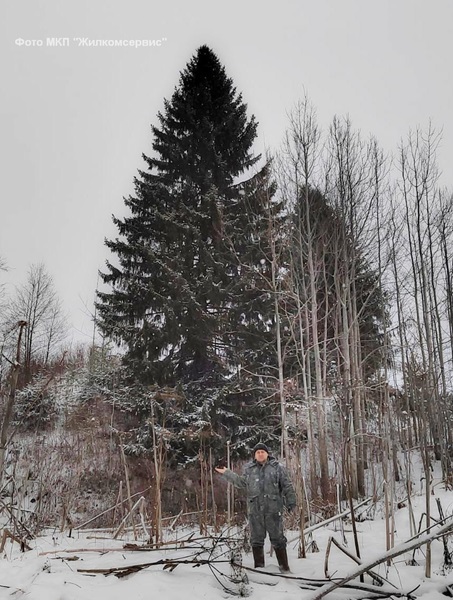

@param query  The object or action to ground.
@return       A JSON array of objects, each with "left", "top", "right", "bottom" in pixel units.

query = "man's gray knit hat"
[{"left": 253, "top": 442, "right": 270, "bottom": 454}]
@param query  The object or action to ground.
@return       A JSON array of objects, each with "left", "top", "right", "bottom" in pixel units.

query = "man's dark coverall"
[{"left": 222, "top": 455, "right": 296, "bottom": 549}]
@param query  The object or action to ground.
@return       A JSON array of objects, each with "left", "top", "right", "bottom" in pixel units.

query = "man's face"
[{"left": 255, "top": 449, "right": 268, "bottom": 464}]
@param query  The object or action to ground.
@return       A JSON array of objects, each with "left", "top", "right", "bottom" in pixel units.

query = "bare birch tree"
[
  {"left": 396, "top": 125, "right": 446, "bottom": 577},
  {"left": 278, "top": 97, "right": 332, "bottom": 499},
  {"left": 325, "top": 117, "right": 391, "bottom": 498},
  {"left": 2, "top": 263, "right": 68, "bottom": 384},
  {"left": 276, "top": 102, "right": 391, "bottom": 508}
]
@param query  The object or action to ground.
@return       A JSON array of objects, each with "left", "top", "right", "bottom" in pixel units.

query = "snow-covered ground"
[{"left": 2, "top": 458, "right": 453, "bottom": 599}]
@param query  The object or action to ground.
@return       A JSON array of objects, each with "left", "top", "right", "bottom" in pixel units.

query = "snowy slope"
[{"left": 2, "top": 459, "right": 453, "bottom": 599}]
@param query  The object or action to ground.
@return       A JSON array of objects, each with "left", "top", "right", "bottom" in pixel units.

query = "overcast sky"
[{"left": 1, "top": 0, "right": 452, "bottom": 347}]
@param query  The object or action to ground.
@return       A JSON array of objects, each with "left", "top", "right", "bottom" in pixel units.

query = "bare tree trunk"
[
  {"left": 299, "top": 101, "right": 330, "bottom": 499},
  {"left": 399, "top": 127, "right": 442, "bottom": 470},
  {"left": 280, "top": 97, "right": 329, "bottom": 498},
  {"left": 0, "top": 321, "right": 27, "bottom": 483},
  {"left": 268, "top": 209, "right": 288, "bottom": 460},
  {"left": 150, "top": 400, "right": 164, "bottom": 546}
]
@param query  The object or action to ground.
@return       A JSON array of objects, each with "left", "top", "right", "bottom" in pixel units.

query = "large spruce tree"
[{"left": 97, "top": 46, "right": 282, "bottom": 455}]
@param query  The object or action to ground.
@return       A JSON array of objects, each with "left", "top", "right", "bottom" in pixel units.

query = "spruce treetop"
[{"left": 147, "top": 45, "right": 259, "bottom": 194}]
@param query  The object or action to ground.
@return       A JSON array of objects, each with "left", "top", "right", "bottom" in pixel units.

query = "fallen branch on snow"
[
  {"left": 324, "top": 535, "right": 394, "bottom": 588},
  {"left": 309, "top": 515, "right": 453, "bottom": 600},
  {"left": 78, "top": 557, "right": 232, "bottom": 577},
  {"left": 77, "top": 556, "right": 418, "bottom": 598},
  {"left": 288, "top": 496, "right": 374, "bottom": 543}
]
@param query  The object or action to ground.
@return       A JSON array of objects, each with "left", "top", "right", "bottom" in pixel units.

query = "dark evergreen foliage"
[
  {"left": 287, "top": 185, "right": 388, "bottom": 387},
  {"left": 96, "top": 46, "right": 283, "bottom": 457},
  {"left": 96, "top": 47, "right": 387, "bottom": 462},
  {"left": 13, "top": 380, "right": 58, "bottom": 431}
]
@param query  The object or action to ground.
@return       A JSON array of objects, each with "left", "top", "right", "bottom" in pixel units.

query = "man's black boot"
[
  {"left": 274, "top": 547, "right": 290, "bottom": 573},
  {"left": 252, "top": 546, "right": 265, "bottom": 568}
]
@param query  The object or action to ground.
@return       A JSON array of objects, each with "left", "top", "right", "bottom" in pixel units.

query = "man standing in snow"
[{"left": 215, "top": 442, "right": 296, "bottom": 572}]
